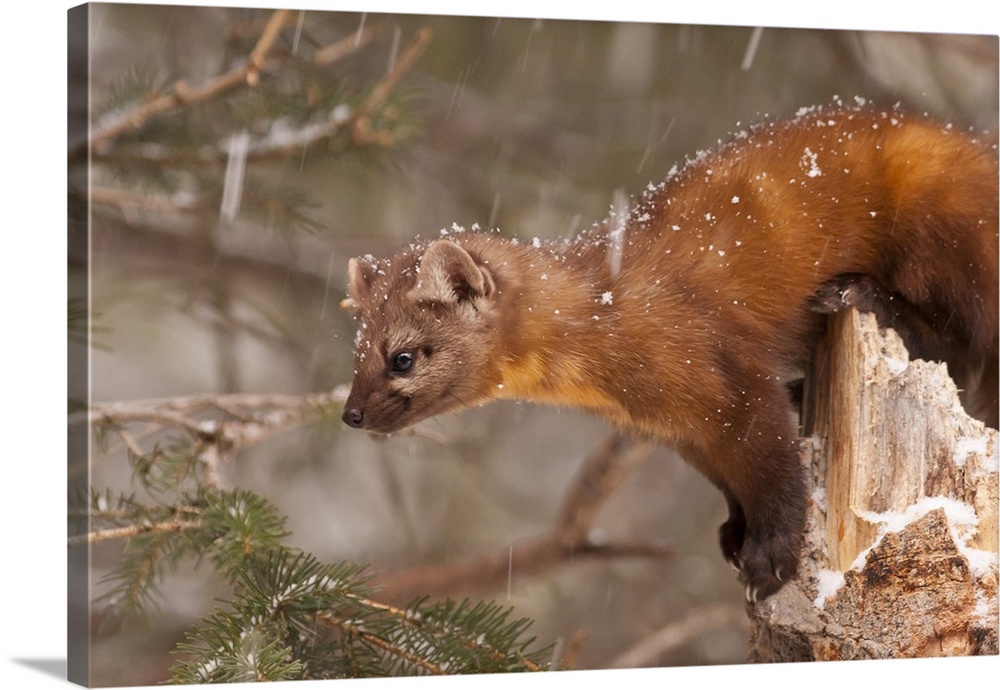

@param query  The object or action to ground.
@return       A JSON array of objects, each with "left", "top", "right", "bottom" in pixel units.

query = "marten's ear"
[
  {"left": 409, "top": 240, "right": 496, "bottom": 305},
  {"left": 341, "top": 257, "right": 376, "bottom": 312}
]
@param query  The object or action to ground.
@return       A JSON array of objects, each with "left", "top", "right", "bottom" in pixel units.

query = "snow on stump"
[{"left": 748, "top": 308, "right": 998, "bottom": 662}]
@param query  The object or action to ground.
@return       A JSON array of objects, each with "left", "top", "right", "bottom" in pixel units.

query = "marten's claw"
[{"left": 810, "top": 273, "right": 885, "bottom": 315}]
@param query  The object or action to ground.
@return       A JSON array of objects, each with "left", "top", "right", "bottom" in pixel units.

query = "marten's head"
[{"left": 340, "top": 239, "right": 505, "bottom": 434}]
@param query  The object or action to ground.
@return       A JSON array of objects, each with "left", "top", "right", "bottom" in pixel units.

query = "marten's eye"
[{"left": 389, "top": 350, "right": 415, "bottom": 374}]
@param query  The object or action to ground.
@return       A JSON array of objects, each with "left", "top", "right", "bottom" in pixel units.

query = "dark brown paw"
[
  {"left": 736, "top": 529, "right": 801, "bottom": 602},
  {"left": 809, "top": 273, "right": 880, "bottom": 314}
]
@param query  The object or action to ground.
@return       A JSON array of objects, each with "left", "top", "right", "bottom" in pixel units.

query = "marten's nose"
[{"left": 342, "top": 407, "right": 364, "bottom": 428}]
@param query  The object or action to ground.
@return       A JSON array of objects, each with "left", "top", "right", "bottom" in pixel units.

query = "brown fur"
[{"left": 341, "top": 104, "right": 999, "bottom": 600}]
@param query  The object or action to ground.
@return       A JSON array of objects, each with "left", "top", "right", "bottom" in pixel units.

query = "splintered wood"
[{"left": 748, "top": 308, "right": 998, "bottom": 662}]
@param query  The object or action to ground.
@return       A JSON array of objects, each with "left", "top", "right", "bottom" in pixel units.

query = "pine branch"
[
  {"left": 171, "top": 610, "right": 304, "bottom": 683},
  {"left": 322, "top": 613, "right": 447, "bottom": 675},
  {"left": 86, "top": 488, "right": 292, "bottom": 620},
  {"left": 74, "top": 9, "right": 293, "bottom": 161},
  {"left": 97, "top": 529, "right": 174, "bottom": 618},
  {"left": 170, "top": 549, "right": 549, "bottom": 681},
  {"left": 78, "top": 391, "right": 593, "bottom": 678},
  {"left": 201, "top": 490, "right": 292, "bottom": 577},
  {"left": 71, "top": 490, "right": 207, "bottom": 546},
  {"left": 82, "top": 22, "right": 428, "bottom": 167},
  {"left": 348, "top": 597, "right": 546, "bottom": 672},
  {"left": 127, "top": 438, "right": 213, "bottom": 494}
]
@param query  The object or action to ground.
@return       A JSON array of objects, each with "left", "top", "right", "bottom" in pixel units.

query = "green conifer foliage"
[{"left": 77, "top": 428, "right": 550, "bottom": 680}]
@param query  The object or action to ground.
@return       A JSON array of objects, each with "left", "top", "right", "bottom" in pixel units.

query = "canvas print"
[{"left": 67, "top": 3, "right": 999, "bottom": 686}]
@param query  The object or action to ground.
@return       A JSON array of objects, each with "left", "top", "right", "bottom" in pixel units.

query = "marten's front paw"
[
  {"left": 736, "top": 530, "right": 801, "bottom": 602},
  {"left": 810, "top": 273, "right": 880, "bottom": 314}
]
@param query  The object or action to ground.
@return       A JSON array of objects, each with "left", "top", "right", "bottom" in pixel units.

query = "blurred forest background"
[{"left": 68, "top": 3, "right": 998, "bottom": 686}]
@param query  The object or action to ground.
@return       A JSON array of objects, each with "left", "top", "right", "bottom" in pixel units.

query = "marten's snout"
[{"left": 342, "top": 407, "right": 364, "bottom": 428}]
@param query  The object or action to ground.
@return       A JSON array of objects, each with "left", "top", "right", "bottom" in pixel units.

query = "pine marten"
[{"left": 340, "top": 103, "right": 999, "bottom": 601}]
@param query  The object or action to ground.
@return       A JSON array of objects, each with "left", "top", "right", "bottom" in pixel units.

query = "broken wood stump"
[{"left": 748, "top": 308, "right": 998, "bottom": 662}]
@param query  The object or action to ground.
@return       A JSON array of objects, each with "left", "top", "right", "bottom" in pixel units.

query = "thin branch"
[
  {"left": 247, "top": 10, "right": 292, "bottom": 75},
  {"left": 317, "top": 612, "right": 446, "bottom": 675},
  {"left": 89, "top": 186, "right": 207, "bottom": 213},
  {"left": 113, "top": 426, "right": 148, "bottom": 460},
  {"left": 71, "top": 389, "right": 347, "bottom": 429},
  {"left": 607, "top": 603, "right": 747, "bottom": 668},
  {"left": 73, "top": 387, "right": 443, "bottom": 452},
  {"left": 372, "top": 534, "right": 672, "bottom": 605},
  {"left": 554, "top": 435, "right": 656, "bottom": 543},
  {"left": 350, "top": 26, "right": 434, "bottom": 146},
  {"left": 320, "top": 598, "right": 544, "bottom": 673},
  {"left": 360, "top": 597, "right": 546, "bottom": 671},
  {"left": 313, "top": 24, "right": 379, "bottom": 65},
  {"left": 372, "top": 435, "right": 668, "bottom": 603},
  {"left": 69, "top": 518, "right": 203, "bottom": 547},
  {"left": 556, "top": 628, "right": 589, "bottom": 671},
  {"left": 94, "top": 409, "right": 213, "bottom": 439}
]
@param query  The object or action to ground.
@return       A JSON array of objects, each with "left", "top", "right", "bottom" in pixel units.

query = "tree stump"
[{"left": 748, "top": 308, "right": 998, "bottom": 661}]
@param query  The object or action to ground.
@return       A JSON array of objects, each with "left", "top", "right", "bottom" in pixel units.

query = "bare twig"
[
  {"left": 350, "top": 26, "right": 434, "bottom": 146},
  {"left": 247, "top": 9, "right": 291, "bottom": 75},
  {"left": 607, "top": 603, "right": 747, "bottom": 668},
  {"left": 314, "top": 24, "right": 379, "bottom": 65},
  {"left": 74, "top": 386, "right": 444, "bottom": 470},
  {"left": 76, "top": 390, "right": 345, "bottom": 490},
  {"left": 72, "top": 389, "right": 348, "bottom": 429},
  {"left": 99, "top": 424, "right": 144, "bottom": 461},
  {"left": 555, "top": 435, "right": 655, "bottom": 543},
  {"left": 89, "top": 186, "right": 206, "bottom": 213},
  {"left": 556, "top": 628, "right": 590, "bottom": 670}
]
